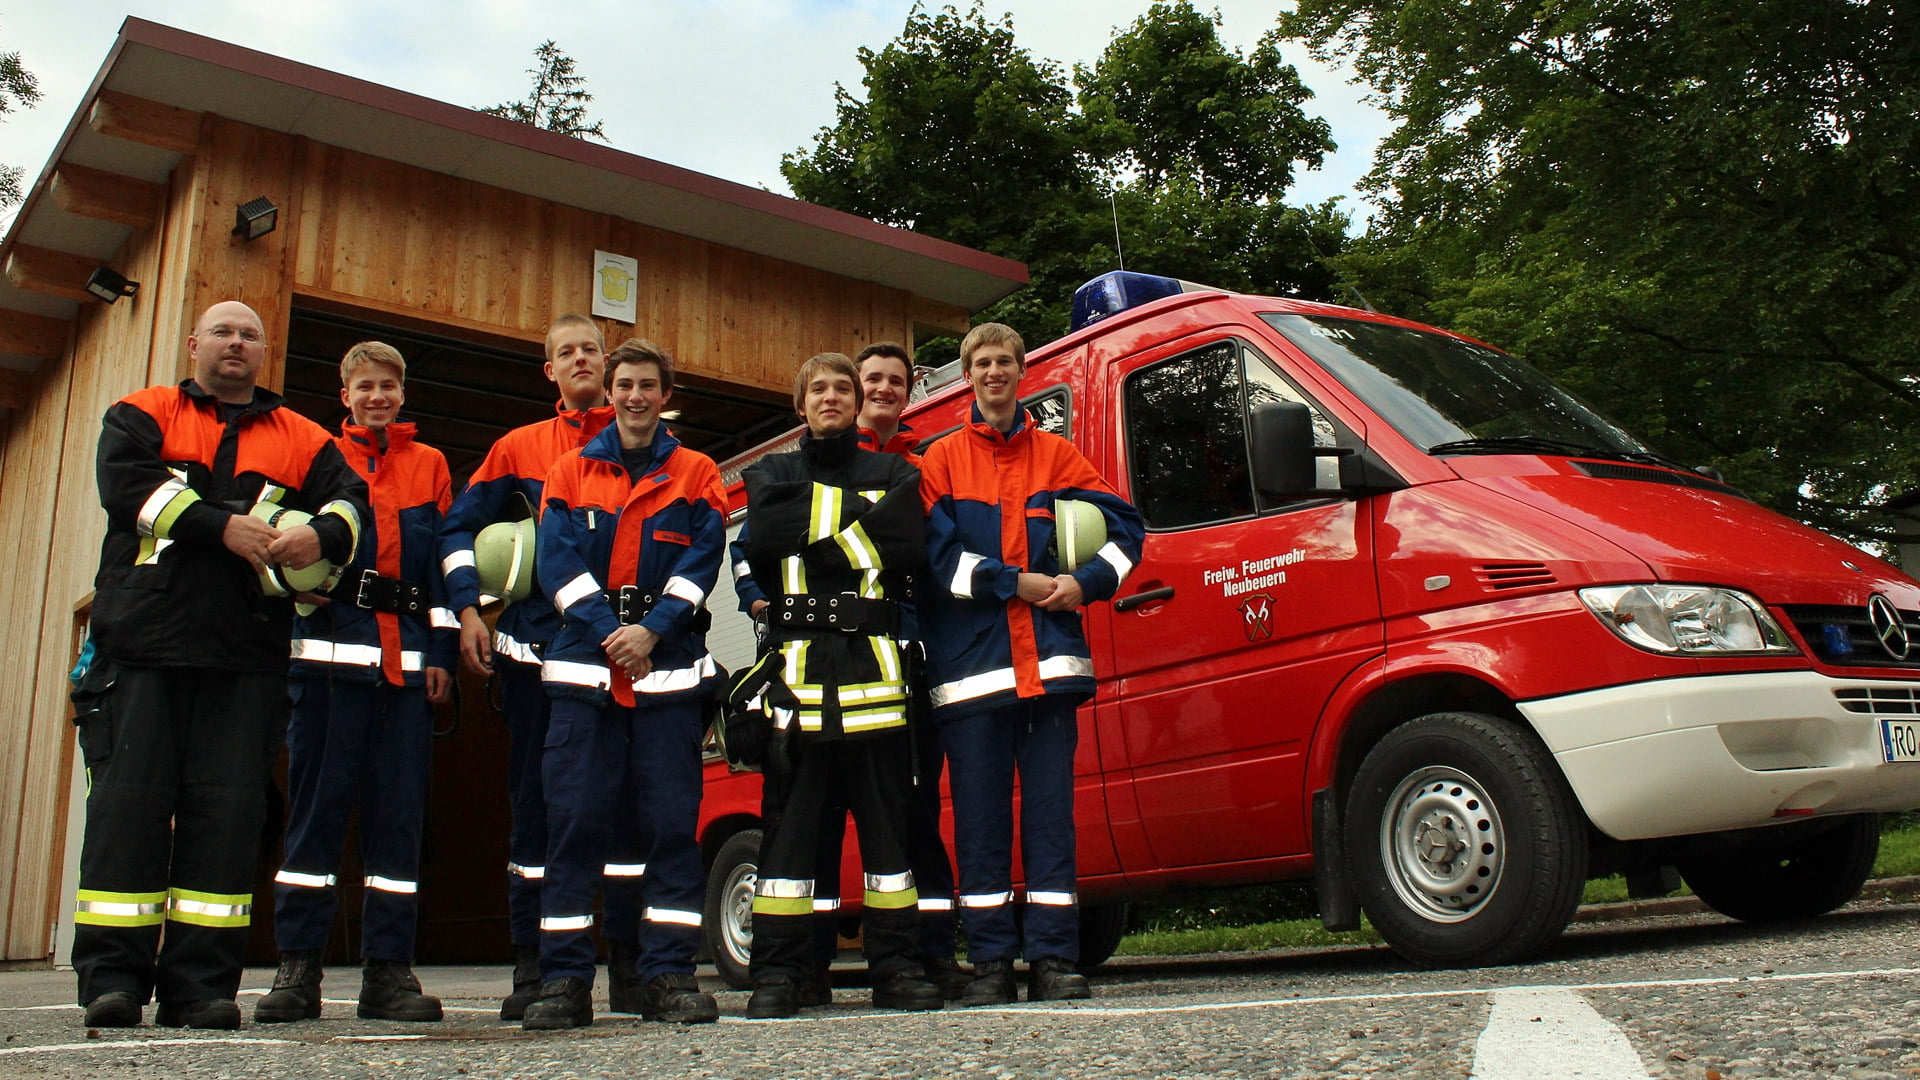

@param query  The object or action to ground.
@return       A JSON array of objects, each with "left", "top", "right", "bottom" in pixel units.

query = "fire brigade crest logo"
[{"left": 1239, "top": 593, "right": 1275, "bottom": 642}]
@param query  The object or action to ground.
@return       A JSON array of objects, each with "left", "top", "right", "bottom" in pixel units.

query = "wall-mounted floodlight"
[
  {"left": 232, "top": 197, "right": 278, "bottom": 241},
  {"left": 85, "top": 266, "right": 140, "bottom": 304}
]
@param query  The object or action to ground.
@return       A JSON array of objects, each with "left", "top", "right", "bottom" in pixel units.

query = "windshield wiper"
[{"left": 1426, "top": 435, "right": 1618, "bottom": 457}]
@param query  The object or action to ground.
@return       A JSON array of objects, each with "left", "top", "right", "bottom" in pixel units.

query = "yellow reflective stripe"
[
  {"left": 75, "top": 889, "right": 167, "bottom": 926},
  {"left": 136, "top": 536, "right": 173, "bottom": 566},
  {"left": 834, "top": 520, "right": 881, "bottom": 572},
  {"left": 258, "top": 483, "right": 288, "bottom": 505},
  {"left": 318, "top": 499, "right": 362, "bottom": 553},
  {"left": 810, "top": 483, "right": 841, "bottom": 543},
  {"left": 752, "top": 895, "right": 814, "bottom": 917},
  {"left": 841, "top": 709, "right": 908, "bottom": 733},
  {"left": 870, "top": 637, "right": 902, "bottom": 685},
  {"left": 167, "top": 888, "right": 252, "bottom": 927},
  {"left": 138, "top": 475, "right": 196, "bottom": 538},
  {"left": 857, "top": 490, "right": 886, "bottom": 504},
  {"left": 864, "top": 886, "right": 920, "bottom": 910},
  {"left": 781, "top": 555, "right": 807, "bottom": 595}
]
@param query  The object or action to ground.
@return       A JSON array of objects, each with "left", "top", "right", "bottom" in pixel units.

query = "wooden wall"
[{"left": 0, "top": 109, "right": 955, "bottom": 960}]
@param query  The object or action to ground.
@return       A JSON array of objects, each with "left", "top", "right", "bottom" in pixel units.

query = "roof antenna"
[{"left": 1110, "top": 189, "right": 1126, "bottom": 272}]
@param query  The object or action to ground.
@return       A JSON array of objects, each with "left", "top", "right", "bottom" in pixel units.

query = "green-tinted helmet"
[
  {"left": 1053, "top": 498, "right": 1108, "bottom": 573},
  {"left": 250, "top": 502, "right": 334, "bottom": 596},
  {"left": 476, "top": 518, "right": 537, "bottom": 604}
]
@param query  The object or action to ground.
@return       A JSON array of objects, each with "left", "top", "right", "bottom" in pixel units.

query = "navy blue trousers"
[
  {"left": 539, "top": 695, "right": 706, "bottom": 984},
  {"left": 273, "top": 676, "right": 430, "bottom": 961},
  {"left": 502, "top": 663, "right": 643, "bottom": 951},
  {"left": 941, "top": 696, "right": 1081, "bottom": 964}
]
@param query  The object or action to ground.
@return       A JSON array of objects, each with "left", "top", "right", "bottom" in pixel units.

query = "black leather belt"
[
  {"left": 774, "top": 593, "right": 898, "bottom": 635},
  {"left": 355, "top": 570, "right": 427, "bottom": 615},
  {"left": 604, "top": 586, "right": 711, "bottom": 632}
]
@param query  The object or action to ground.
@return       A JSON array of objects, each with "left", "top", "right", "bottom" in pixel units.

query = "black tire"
[
  {"left": 702, "top": 829, "right": 762, "bottom": 990},
  {"left": 1344, "top": 711, "right": 1587, "bottom": 968},
  {"left": 1678, "top": 813, "right": 1880, "bottom": 923},
  {"left": 1078, "top": 902, "right": 1129, "bottom": 968}
]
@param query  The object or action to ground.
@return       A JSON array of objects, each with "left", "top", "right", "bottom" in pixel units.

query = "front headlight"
[{"left": 1579, "top": 584, "right": 1798, "bottom": 655}]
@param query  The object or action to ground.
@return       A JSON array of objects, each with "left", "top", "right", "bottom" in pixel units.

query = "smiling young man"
[
  {"left": 73, "top": 301, "right": 366, "bottom": 1030},
  {"left": 523, "top": 339, "right": 727, "bottom": 1029},
  {"left": 733, "top": 352, "right": 941, "bottom": 1018},
  {"left": 918, "top": 323, "right": 1144, "bottom": 1004},
  {"left": 436, "top": 314, "right": 649, "bottom": 1016},
  {"left": 258, "top": 341, "right": 453, "bottom": 1025}
]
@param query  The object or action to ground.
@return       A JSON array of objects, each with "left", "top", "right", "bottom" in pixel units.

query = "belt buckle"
[
  {"left": 615, "top": 585, "right": 638, "bottom": 624},
  {"left": 836, "top": 591, "right": 860, "bottom": 633},
  {"left": 355, "top": 568, "right": 379, "bottom": 609}
]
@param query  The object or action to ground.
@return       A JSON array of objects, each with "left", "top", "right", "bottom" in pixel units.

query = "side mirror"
[{"left": 1249, "top": 401, "right": 1319, "bottom": 497}]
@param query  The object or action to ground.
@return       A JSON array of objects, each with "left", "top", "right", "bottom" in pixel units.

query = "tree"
[
  {"left": 1, "top": 40, "right": 42, "bottom": 209},
  {"left": 783, "top": 2, "right": 1345, "bottom": 351},
  {"left": 480, "top": 41, "right": 608, "bottom": 142},
  {"left": 1279, "top": 0, "right": 1920, "bottom": 545}
]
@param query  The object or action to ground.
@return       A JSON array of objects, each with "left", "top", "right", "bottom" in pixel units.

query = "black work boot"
[
  {"left": 798, "top": 960, "right": 834, "bottom": 1007},
  {"left": 154, "top": 999, "right": 241, "bottom": 1029},
  {"left": 871, "top": 967, "right": 944, "bottom": 1012},
  {"left": 522, "top": 976, "right": 593, "bottom": 1030},
  {"left": 921, "top": 955, "right": 974, "bottom": 1000},
  {"left": 960, "top": 959, "right": 1017, "bottom": 1006},
  {"left": 1027, "top": 956, "right": 1092, "bottom": 1001},
  {"left": 639, "top": 971, "right": 719, "bottom": 1023},
  {"left": 499, "top": 945, "right": 542, "bottom": 1021},
  {"left": 358, "top": 959, "right": 444, "bottom": 1022},
  {"left": 744, "top": 976, "right": 799, "bottom": 1020},
  {"left": 606, "top": 941, "right": 643, "bottom": 1014},
  {"left": 82, "top": 991, "right": 142, "bottom": 1028},
  {"left": 254, "top": 950, "right": 324, "bottom": 1023}
]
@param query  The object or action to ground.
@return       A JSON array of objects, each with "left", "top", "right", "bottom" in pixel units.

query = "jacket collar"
[
  {"left": 965, "top": 401, "right": 1030, "bottom": 444},
  {"left": 857, "top": 421, "right": 918, "bottom": 455},
  {"left": 801, "top": 425, "right": 863, "bottom": 465},
  {"left": 583, "top": 418, "right": 680, "bottom": 474},
  {"left": 340, "top": 419, "right": 416, "bottom": 455},
  {"left": 557, "top": 400, "right": 616, "bottom": 440},
  {"left": 181, "top": 377, "right": 283, "bottom": 415}
]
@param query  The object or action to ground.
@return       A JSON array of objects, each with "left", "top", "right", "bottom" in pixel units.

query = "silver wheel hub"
[
  {"left": 722, "top": 864, "right": 756, "bottom": 966},
  {"left": 1379, "top": 766, "right": 1505, "bottom": 923}
]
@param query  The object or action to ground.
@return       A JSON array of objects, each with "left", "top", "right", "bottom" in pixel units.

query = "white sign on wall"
[{"left": 592, "top": 250, "right": 639, "bottom": 324}]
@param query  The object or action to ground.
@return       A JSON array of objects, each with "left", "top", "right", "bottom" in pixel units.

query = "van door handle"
[{"left": 1115, "top": 586, "right": 1175, "bottom": 612}]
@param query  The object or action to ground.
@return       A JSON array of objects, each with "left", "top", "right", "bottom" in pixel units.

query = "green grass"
[{"left": 1113, "top": 815, "right": 1920, "bottom": 958}]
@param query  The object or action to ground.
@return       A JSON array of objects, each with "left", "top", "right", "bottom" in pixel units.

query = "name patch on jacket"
[{"left": 653, "top": 530, "right": 690, "bottom": 546}]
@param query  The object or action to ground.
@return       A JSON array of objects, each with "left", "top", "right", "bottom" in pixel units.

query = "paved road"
[{"left": 2, "top": 896, "right": 1915, "bottom": 1079}]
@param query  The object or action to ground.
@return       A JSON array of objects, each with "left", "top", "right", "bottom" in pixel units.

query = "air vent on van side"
[
  {"left": 1573, "top": 460, "right": 1746, "bottom": 498},
  {"left": 1474, "top": 563, "right": 1557, "bottom": 591}
]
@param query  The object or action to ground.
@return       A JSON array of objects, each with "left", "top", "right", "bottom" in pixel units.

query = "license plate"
[{"left": 1884, "top": 719, "right": 1920, "bottom": 763}]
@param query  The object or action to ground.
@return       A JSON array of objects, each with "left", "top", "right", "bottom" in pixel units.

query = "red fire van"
[{"left": 691, "top": 272, "right": 1920, "bottom": 981}]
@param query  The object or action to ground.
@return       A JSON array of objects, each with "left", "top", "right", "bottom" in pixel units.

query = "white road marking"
[
  {"left": 1470, "top": 987, "right": 1652, "bottom": 1079},
  {"left": 0, "top": 1038, "right": 295, "bottom": 1056}
]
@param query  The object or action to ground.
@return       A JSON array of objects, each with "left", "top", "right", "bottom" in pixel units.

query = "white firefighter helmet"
[
  {"left": 1053, "top": 498, "right": 1108, "bottom": 573},
  {"left": 249, "top": 501, "right": 334, "bottom": 596},
  {"left": 476, "top": 518, "right": 536, "bottom": 604}
]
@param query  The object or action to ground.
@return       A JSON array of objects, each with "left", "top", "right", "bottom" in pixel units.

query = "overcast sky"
[{"left": 1, "top": 1, "right": 1391, "bottom": 241}]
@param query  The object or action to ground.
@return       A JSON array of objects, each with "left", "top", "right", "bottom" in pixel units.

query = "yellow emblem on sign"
[{"left": 599, "top": 264, "right": 633, "bottom": 304}]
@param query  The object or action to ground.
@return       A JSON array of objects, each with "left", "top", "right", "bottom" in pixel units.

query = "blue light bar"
[{"left": 1070, "top": 272, "right": 1219, "bottom": 331}]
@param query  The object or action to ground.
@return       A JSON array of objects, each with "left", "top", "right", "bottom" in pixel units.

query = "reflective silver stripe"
[
  {"left": 542, "top": 914, "right": 594, "bottom": 931},
  {"left": 633, "top": 654, "right": 717, "bottom": 695},
  {"left": 137, "top": 477, "right": 190, "bottom": 536},
  {"left": 755, "top": 877, "right": 814, "bottom": 899},
  {"left": 494, "top": 632, "right": 540, "bottom": 665},
  {"left": 77, "top": 899, "right": 166, "bottom": 917},
  {"left": 555, "top": 572, "right": 601, "bottom": 612},
  {"left": 960, "top": 892, "right": 1014, "bottom": 908},
  {"left": 507, "top": 862, "right": 546, "bottom": 880},
  {"left": 442, "top": 549, "right": 476, "bottom": 575},
  {"left": 733, "top": 560, "right": 753, "bottom": 583},
  {"left": 543, "top": 659, "right": 612, "bottom": 691},
  {"left": 171, "top": 897, "right": 251, "bottom": 918},
  {"left": 950, "top": 552, "right": 984, "bottom": 598},
  {"left": 647, "top": 907, "right": 702, "bottom": 927},
  {"left": 429, "top": 606, "right": 459, "bottom": 630},
  {"left": 365, "top": 875, "right": 419, "bottom": 894},
  {"left": 1027, "top": 890, "right": 1077, "bottom": 906},
  {"left": 812, "top": 898, "right": 842, "bottom": 912},
  {"left": 917, "top": 897, "right": 954, "bottom": 912},
  {"left": 274, "top": 870, "right": 336, "bottom": 888},
  {"left": 1096, "top": 541, "right": 1134, "bottom": 582},
  {"left": 930, "top": 655, "right": 1095, "bottom": 708},
  {"left": 603, "top": 863, "right": 647, "bottom": 877},
  {"left": 662, "top": 575, "right": 705, "bottom": 607},
  {"left": 865, "top": 871, "right": 914, "bottom": 893},
  {"left": 288, "top": 640, "right": 423, "bottom": 671},
  {"left": 841, "top": 709, "right": 907, "bottom": 733}
]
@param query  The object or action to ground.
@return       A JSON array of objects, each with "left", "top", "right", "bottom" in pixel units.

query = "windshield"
[{"left": 1260, "top": 313, "right": 1657, "bottom": 459}]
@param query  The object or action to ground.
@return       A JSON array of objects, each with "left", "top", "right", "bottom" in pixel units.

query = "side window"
[
  {"left": 1124, "top": 342, "right": 1253, "bottom": 529},
  {"left": 1026, "top": 385, "right": 1071, "bottom": 439}
]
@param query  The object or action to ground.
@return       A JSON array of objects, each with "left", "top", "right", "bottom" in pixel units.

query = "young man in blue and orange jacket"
[
  {"left": 918, "top": 322, "right": 1145, "bottom": 1005},
  {"left": 522, "top": 338, "right": 728, "bottom": 1029},
  {"left": 257, "top": 341, "right": 454, "bottom": 1025},
  {"left": 436, "top": 315, "right": 646, "bottom": 1017}
]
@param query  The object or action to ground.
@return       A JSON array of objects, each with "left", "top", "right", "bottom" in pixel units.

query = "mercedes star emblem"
[{"left": 1866, "top": 594, "right": 1910, "bottom": 661}]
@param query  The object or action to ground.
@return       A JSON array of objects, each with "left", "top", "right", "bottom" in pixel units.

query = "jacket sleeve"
[
  {"left": 729, "top": 520, "right": 764, "bottom": 611},
  {"left": 439, "top": 442, "right": 525, "bottom": 615},
  {"left": 640, "top": 461, "right": 729, "bottom": 641},
  {"left": 921, "top": 442, "right": 1021, "bottom": 603},
  {"left": 426, "top": 452, "right": 459, "bottom": 671},
  {"left": 1054, "top": 443, "right": 1145, "bottom": 605},
  {"left": 296, "top": 438, "right": 368, "bottom": 565},
  {"left": 96, "top": 400, "right": 231, "bottom": 548},
  {"left": 537, "top": 458, "right": 620, "bottom": 648},
  {"left": 802, "top": 455, "right": 924, "bottom": 578}
]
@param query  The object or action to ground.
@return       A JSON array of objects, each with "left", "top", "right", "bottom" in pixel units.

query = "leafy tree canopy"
[
  {"left": 1278, "top": 0, "right": 1920, "bottom": 544},
  {"left": 1, "top": 38, "right": 43, "bottom": 210},
  {"left": 480, "top": 40, "right": 608, "bottom": 143}
]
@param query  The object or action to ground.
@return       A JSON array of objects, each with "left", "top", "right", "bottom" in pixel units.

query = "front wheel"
[
  {"left": 1678, "top": 813, "right": 1879, "bottom": 923},
  {"left": 702, "top": 829, "right": 762, "bottom": 990},
  {"left": 1345, "top": 712, "right": 1586, "bottom": 968},
  {"left": 1078, "top": 902, "right": 1129, "bottom": 968}
]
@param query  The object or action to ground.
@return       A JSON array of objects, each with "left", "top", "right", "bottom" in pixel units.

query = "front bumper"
[{"left": 1517, "top": 671, "right": 1920, "bottom": 841}]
